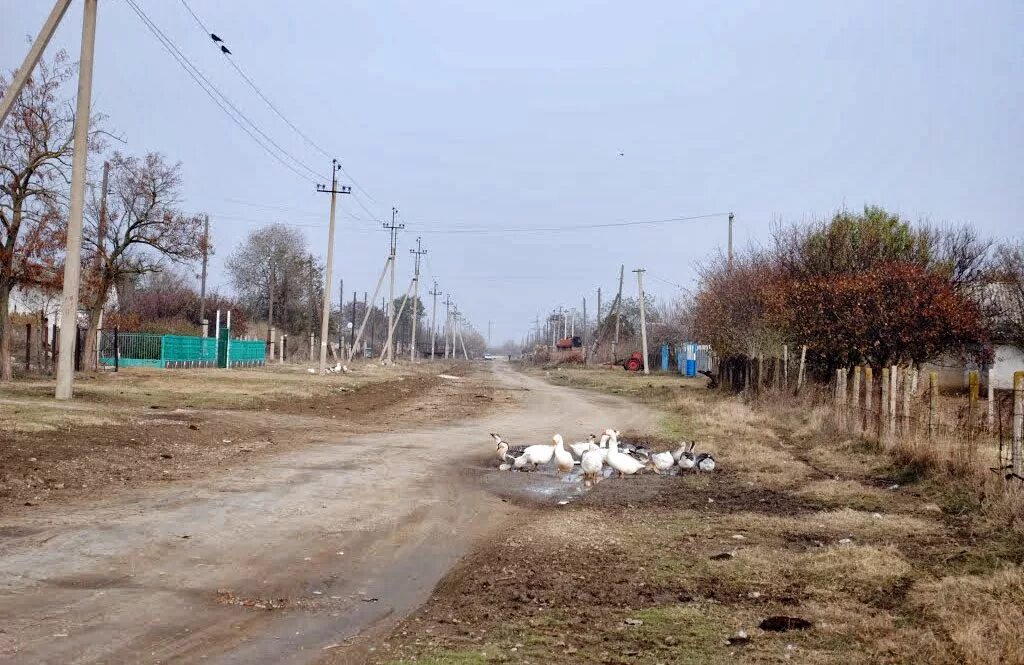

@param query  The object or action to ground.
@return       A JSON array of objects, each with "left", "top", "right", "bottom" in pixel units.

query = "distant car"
[{"left": 482, "top": 354, "right": 495, "bottom": 360}]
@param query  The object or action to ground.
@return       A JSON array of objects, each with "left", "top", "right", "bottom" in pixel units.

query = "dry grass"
[{"left": 0, "top": 361, "right": 441, "bottom": 432}]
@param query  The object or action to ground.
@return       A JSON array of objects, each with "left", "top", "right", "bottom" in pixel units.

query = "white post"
[
  {"left": 225, "top": 310, "right": 231, "bottom": 368},
  {"left": 54, "top": 0, "right": 99, "bottom": 400},
  {"left": 1013, "top": 371, "right": 1023, "bottom": 478},
  {"left": 214, "top": 310, "right": 221, "bottom": 341},
  {"left": 279, "top": 334, "right": 286, "bottom": 364}
]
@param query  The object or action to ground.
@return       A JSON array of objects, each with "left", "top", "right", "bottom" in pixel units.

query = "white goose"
[
  {"left": 553, "top": 434, "right": 575, "bottom": 473},
  {"left": 511, "top": 437, "right": 557, "bottom": 471},
  {"left": 569, "top": 434, "right": 598, "bottom": 459},
  {"left": 580, "top": 447, "right": 604, "bottom": 484},
  {"left": 650, "top": 450, "right": 675, "bottom": 473},
  {"left": 605, "top": 429, "right": 646, "bottom": 477},
  {"left": 490, "top": 433, "right": 524, "bottom": 463}
]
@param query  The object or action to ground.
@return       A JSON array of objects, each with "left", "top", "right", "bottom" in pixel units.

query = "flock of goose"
[{"left": 489, "top": 429, "right": 716, "bottom": 484}]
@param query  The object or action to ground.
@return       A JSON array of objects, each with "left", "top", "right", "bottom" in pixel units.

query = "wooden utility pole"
[
  {"left": 429, "top": 281, "right": 441, "bottom": 360},
  {"left": 633, "top": 268, "right": 649, "bottom": 375},
  {"left": 409, "top": 237, "right": 426, "bottom": 362},
  {"left": 383, "top": 208, "right": 404, "bottom": 364},
  {"left": 55, "top": 0, "right": 99, "bottom": 400},
  {"left": 315, "top": 160, "right": 350, "bottom": 374},
  {"left": 198, "top": 213, "right": 210, "bottom": 335}
]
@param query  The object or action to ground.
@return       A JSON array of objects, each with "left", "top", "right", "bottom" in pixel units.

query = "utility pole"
[
  {"left": 429, "top": 281, "right": 442, "bottom": 360},
  {"left": 316, "top": 159, "right": 351, "bottom": 374},
  {"left": 55, "top": 0, "right": 99, "bottom": 400},
  {"left": 727, "top": 211, "right": 735, "bottom": 270},
  {"left": 633, "top": 268, "right": 649, "bottom": 375},
  {"left": 409, "top": 237, "right": 426, "bottom": 362},
  {"left": 488, "top": 320, "right": 492, "bottom": 348},
  {"left": 199, "top": 213, "right": 209, "bottom": 335},
  {"left": 612, "top": 265, "right": 624, "bottom": 362},
  {"left": 443, "top": 295, "right": 452, "bottom": 359},
  {"left": 381, "top": 208, "right": 404, "bottom": 364},
  {"left": 349, "top": 290, "right": 356, "bottom": 353},
  {"left": 582, "top": 297, "right": 587, "bottom": 361},
  {"left": 337, "top": 277, "right": 343, "bottom": 350},
  {"left": 0, "top": 0, "right": 73, "bottom": 127}
]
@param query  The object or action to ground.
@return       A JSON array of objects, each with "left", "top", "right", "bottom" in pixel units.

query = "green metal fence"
[{"left": 99, "top": 331, "right": 265, "bottom": 369}]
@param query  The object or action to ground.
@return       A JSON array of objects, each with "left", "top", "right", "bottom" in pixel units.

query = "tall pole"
[
  {"left": 443, "top": 295, "right": 452, "bottom": 359},
  {"left": 55, "top": 0, "right": 99, "bottom": 400},
  {"left": 199, "top": 213, "right": 209, "bottom": 333},
  {"left": 634, "top": 268, "right": 649, "bottom": 375},
  {"left": 316, "top": 160, "right": 350, "bottom": 374},
  {"left": 0, "top": 0, "right": 73, "bottom": 127},
  {"left": 429, "top": 281, "right": 441, "bottom": 361},
  {"left": 582, "top": 297, "right": 587, "bottom": 362},
  {"left": 409, "top": 237, "right": 426, "bottom": 362},
  {"left": 383, "top": 208, "right": 404, "bottom": 364},
  {"left": 612, "top": 265, "right": 624, "bottom": 362},
  {"left": 727, "top": 211, "right": 735, "bottom": 270},
  {"left": 349, "top": 290, "right": 356, "bottom": 352},
  {"left": 337, "top": 277, "right": 343, "bottom": 349},
  {"left": 488, "top": 320, "right": 493, "bottom": 347}
]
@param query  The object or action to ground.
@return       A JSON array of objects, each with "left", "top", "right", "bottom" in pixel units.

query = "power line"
[
  {"left": 179, "top": 0, "right": 380, "bottom": 204},
  {"left": 125, "top": 0, "right": 322, "bottom": 184},
  {"left": 399, "top": 212, "right": 731, "bottom": 235}
]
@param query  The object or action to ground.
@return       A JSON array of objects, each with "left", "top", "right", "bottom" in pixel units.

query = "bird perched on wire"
[{"left": 208, "top": 33, "right": 232, "bottom": 54}]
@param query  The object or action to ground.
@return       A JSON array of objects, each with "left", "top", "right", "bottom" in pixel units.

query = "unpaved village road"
[{"left": 0, "top": 363, "right": 654, "bottom": 664}]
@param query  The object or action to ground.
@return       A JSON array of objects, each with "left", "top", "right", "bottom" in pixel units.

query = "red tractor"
[{"left": 623, "top": 351, "right": 644, "bottom": 372}]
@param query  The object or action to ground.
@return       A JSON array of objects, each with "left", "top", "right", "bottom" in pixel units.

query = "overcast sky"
[{"left": 4, "top": 0, "right": 1022, "bottom": 344}]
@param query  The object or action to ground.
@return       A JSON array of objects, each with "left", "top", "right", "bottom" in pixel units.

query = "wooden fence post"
[
  {"left": 929, "top": 372, "right": 938, "bottom": 441},
  {"left": 796, "top": 345, "right": 807, "bottom": 394},
  {"left": 1013, "top": 371, "right": 1023, "bottom": 478},
  {"left": 852, "top": 366, "right": 862, "bottom": 433},
  {"left": 881, "top": 367, "right": 890, "bottom": 442},
  {"left": 968, "top": 370, "right": 979, "bottom": 447}
]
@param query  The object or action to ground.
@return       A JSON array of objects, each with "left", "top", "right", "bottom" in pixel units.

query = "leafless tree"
[
  {"left": 81, "top": 152, "right": 205, "bottom": 365},
  {"left": 0, "top": 52, "right": 89, "bottom": 380}
]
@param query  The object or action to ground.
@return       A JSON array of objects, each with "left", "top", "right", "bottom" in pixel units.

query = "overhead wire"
[
  {"left": 125, "top": 0, "right": 323, "bottom": 183},
  {"left": 179, "top": 0, "right": 381, "bottom": 204}
]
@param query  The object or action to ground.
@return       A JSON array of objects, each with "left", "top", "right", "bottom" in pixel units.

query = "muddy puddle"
[{"left": 476, "top": 462, "right": 623, "bottom": 506}]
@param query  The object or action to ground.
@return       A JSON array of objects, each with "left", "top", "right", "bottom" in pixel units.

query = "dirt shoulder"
[
  {"left": 0, "top": 361, "right": 504, "bottom": 516},
  {"left": 363, "top": 365, "right": 1024, "bottom": 665}
]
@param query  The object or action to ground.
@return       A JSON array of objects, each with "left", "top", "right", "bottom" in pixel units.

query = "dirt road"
[{"left": 0, "top": 362, "right": 653, "bottom": 664}]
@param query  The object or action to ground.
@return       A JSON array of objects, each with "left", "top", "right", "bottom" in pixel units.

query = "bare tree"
[
  {"left": 225, "top": 224, "right": 317, "bottom": 335},
  {"left": 0, "top": 52, "right": 87, "bottom": 380},
  {"left": 81, "top": 152, "right": 205, "bottom": 365}
]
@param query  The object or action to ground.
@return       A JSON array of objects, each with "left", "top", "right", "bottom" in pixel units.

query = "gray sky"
[{"left": 4, "top": 0, "right": 1022, "bottom": 344}]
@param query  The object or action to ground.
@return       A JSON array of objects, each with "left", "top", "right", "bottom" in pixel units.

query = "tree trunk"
[
  {"left": 0, "top": 284, "right": 12, "bottom": 381},
  {"left": 82, "top": 277, "right": 110, "bottom": 373}
]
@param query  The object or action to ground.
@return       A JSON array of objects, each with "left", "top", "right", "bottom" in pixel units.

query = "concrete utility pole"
[
  {"left": 0, "top": 0, "right": 73, "bottom": 127},
  {"left": 612, "top": 265, "right": 624, "bottom": 362},
  {"left": 429, "top": 281, "right": 441, "bottom": 360},
  {"left": 383, "top": 208, "right": 404, "bottom": 364},
  {"left": 55, "top": 0, "right": 99, "bottom": 401},
  {"left": 633, "top": 268, "right": 649, "bottom": 375},
  {"left": 199, "top": 214, "right": 209, "bottom": 335},
  {"left": 409, "top": 237, "right": 426, "bottom": 362},
  {"left": 316, "top": 159, "right": 351, "bottom": 374},
  {"left": 727, "top": 211, "right": 735, "bottom": 269},
  {"left": 443, "top": 295, "right": 452, "bottom": 359}
]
